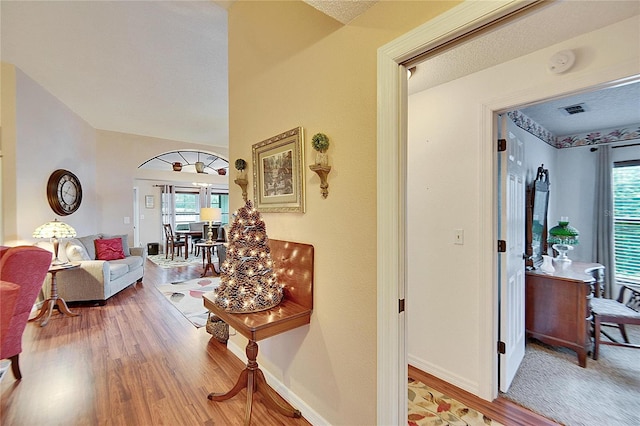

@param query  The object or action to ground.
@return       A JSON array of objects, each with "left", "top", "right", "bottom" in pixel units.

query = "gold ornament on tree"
[{"left": 211, "top": 200, "right": 284, "bottom": 313}]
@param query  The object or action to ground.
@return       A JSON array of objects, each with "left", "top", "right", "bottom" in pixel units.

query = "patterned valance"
[{"left": 507, "top": 110, "right": 640, "bottom": 149}]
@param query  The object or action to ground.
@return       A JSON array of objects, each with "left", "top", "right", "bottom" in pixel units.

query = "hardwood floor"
[
  {"left": 0, "top": 260, "right": 311, "bottom": 426},
  {"left": 409, "top": 365, "right": 560, "bottom": 426},
  {"left": 3, "top": 258, "right": 560, "bottom": 426}
]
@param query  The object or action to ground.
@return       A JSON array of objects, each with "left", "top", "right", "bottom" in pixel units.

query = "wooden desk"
[
  {"left": 525, "top": 261, "right": 604, "bottom": 367},
  {"left": 30, "top": 263, "right": 81, "bottom": 327},
  {"left": 203, "top": 239, "right": 313, "bottom": 425}
]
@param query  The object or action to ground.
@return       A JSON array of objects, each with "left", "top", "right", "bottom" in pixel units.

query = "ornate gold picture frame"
[{"left": 252, "top": 127, "right": 305, "bottom": 213}]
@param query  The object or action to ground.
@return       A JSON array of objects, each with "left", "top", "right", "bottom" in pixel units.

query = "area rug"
[
  {"left": 147, "top": 253, "right": 205, "bottom": 269},
  {"left": 408, "top": 378, "right": 504, "bottom": 426},
  {"left": 501, "top": 325, "right": 640, "bottom": 426},
  {"left": 156, "top": 277, "right": 220, "bottom": 327}
]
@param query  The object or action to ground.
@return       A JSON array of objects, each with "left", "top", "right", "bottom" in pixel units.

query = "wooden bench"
[{"left": 203, "top": 239, "right": 314, "bottom": 425}]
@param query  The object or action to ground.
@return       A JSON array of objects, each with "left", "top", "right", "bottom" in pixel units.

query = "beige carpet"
[{"left": 501, "top": 325, "right": 640, "bottom": 426}]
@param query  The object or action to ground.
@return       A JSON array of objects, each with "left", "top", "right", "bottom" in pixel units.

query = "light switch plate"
[{"left": 454, "top": 229, "right": 464, "bottom": 245}]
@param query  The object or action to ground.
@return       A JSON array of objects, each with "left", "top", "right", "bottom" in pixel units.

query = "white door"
[
  {"left": 133, "top": 187, "right": 140, "bottom": 247},
  {"left": 498, "top": 114, "right": 526, "bottom": 392}
]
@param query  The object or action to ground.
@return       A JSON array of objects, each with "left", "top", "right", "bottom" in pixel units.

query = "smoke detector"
[{"left": 548, "top": 50, "right": 576, "bottom": 74}]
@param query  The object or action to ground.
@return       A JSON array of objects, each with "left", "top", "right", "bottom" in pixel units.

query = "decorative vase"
[
  {"left": 237, "top": 169, "right": 247, "bottom": 180},
  {"left": 172, "top": 162, "right": 182, "bottom": 171},
  {"left": 316, "top": 152, "right": 328, "bottom": 166},
  {"left": 195, "top": 161, "right": 205, "bottom": 173},
  {"left": 540, "top": 255, "right": 555, "bottom": 274}
]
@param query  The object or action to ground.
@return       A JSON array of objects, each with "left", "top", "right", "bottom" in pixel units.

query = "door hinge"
[
  {"left": 497, "top": 139, "right": 507, "bottom": 152},
  {"left": 497, "top": 341, "right": 506, "bottom": 354},
  {"left": 399, "top": 299, "right": 405, "bottom": 313},
  {"left": 497, "top": 240, "right": 506, "bottom": 252}
]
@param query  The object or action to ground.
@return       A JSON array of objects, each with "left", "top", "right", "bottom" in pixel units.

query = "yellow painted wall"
[
  {"left": 227, "top": 1, "right": 459, "bottom": 424},
  {"left": 0, "top": 63, "right": 18, "bottom": 245}
]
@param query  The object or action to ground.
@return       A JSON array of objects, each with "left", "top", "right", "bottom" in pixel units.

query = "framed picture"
[
  {"left": 145, "top": 195, "right": 155, "bottom": 209},
  {"left": 252, "top": 127, "right": 305, "bottom": 213}
]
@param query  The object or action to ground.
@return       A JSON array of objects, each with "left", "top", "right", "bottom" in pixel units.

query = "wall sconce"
[
  {"left": 234, "top": 158, "right": 248, "bottom": 202},
  {"left": 309, "top": 133, "right": 331, "bottom": 198}
]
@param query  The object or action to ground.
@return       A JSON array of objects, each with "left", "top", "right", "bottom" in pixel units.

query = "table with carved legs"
[
  {"left": 30, "top": 263, "right": 80, "bottom": 327},
  {"left": 203, "top": 295, "right": 311, "bottom": 425}
]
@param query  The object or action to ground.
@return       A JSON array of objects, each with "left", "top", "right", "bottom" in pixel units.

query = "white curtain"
[
  {"left": 161, "top": 185, "right": 175, "bottom": 229},
  {"left": 199, "top": 187, "right": 211, "bottom": 211},
  {"left": 593, "top": 146, "right": 616, "bottom": 298}
]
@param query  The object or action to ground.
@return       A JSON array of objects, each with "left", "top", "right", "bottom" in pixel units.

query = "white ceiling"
[
  {"left": 1, "top": 1, "right": 638, "bottom": 146},
  {"left": 1, "top": 1, "right": 229, "bottom": 146}
]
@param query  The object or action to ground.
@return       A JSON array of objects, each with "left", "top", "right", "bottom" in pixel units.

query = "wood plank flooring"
[
  {"left": 2, "top": 258, "right": 558, "bottom": 425},
  {"left": 409, "top": 365, "right": 560, "bottom": 426},
  {"left": 1, "top": 260, "right": 310, "bottom": 426}
]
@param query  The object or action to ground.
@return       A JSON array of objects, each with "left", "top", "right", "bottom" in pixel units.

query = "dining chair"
[
  {"left": 591, "top": 283, "right": 640, "bottom": 360},
  {"left": 163, "top": 224, "right": 187, "bottom": 260}
]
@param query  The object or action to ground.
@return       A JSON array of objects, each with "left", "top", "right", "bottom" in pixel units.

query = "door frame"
[
  {"left": 377, "top": 0, "right": 639, "bottom": 423},
  {"left": 377, "top": 2, "right": 536, "bottom": 422}
]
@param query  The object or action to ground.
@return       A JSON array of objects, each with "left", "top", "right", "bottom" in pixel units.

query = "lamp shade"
[
  {"left": 200, "top": 207, "right": 221, "bottom": 223},
  {"left": 547, "top": 217, "right": 579, "bottom": 246},
  {"left": 33, "top": 219, "right": 77, "bottom": 239}
]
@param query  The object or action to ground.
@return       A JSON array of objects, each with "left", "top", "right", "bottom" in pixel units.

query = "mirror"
[{"left": 526, "top": 165, "right": 550, "bottom": 269}]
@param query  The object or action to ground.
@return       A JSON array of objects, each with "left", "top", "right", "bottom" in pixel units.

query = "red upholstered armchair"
[{"left": 0, "top": 246, "right": 52, "bottom": 380}]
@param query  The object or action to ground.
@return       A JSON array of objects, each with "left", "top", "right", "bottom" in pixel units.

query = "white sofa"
[{"left": 38, "top": 234, "right": 146, "bottom": 303}]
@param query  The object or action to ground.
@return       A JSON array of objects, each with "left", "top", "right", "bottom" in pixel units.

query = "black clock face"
[{"left": 47, "top": 169, "right": 82, "bottom": 216}]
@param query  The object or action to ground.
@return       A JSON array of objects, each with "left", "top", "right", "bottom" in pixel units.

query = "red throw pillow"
[{"left": 95, "top": 238, "right": 126, "bottom": 261}]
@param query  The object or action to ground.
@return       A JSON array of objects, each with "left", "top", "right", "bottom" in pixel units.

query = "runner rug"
[
  {"left": 408, "top": 378, "right": 504, "bottom": 426},
  {"left": 156, "top": 277, "right": 220, "bottom": 327}
]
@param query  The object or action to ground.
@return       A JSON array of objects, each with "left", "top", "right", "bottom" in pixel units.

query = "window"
[
  {"left": 174, "top": 190, "right": 200, "bottom": 227},
  {"left": 613, "top": 160, "right": 640, "bottom": 284},
  {"left": 210, "top": 193, "right": 230, "bottom": 224}
]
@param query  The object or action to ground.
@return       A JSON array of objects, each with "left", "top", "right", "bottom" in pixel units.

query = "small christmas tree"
[{"left": 211, "top": 200, "right": 284, "bottom": 313}]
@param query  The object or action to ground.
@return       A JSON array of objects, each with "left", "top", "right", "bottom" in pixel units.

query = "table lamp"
[
  {"left": 33, "top": 218, "right": 77, "bottom": 265},
  {"left": 547, "top": 216, "right": 579, "bottom": 263},
  {"left": 200, "top": 207, "right": 222, "bottom": 244}
]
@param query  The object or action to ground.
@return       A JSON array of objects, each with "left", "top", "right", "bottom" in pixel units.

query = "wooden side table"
[
  {"left": 203, "top": 239, "right": 314, "bottom": 425},
  {"left": 30, "top": 263, "right": 81, "bottom": 327},
  {"left": 195, "top": 242, "right": 224, "bottom": 277}
]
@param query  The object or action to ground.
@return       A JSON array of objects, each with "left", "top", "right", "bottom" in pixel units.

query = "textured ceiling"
[
  {"left": 303, "top": 0, "right": 377, "bottom": 24},
  {"left": 520, "top": 81, "right": 640, "bottom": 137},
  {"left": 407, "top": 1, "right": 640, "bottom": 137}
]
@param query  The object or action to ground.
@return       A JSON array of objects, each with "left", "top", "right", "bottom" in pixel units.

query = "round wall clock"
[{"left": 46, "top": 169, "right": 83, "bottom": 216}]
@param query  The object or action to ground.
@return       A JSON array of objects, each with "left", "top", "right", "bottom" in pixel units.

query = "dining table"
[{"left": 174, "top": 230, "right": 203, "bottom": 254}]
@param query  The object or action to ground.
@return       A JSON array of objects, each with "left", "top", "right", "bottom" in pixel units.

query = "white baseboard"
[
  {"left": 408, "top": 353, "right": 481, "bottom": 396},
  {"left": 227, "top": 339, "right": 328, "bottom": 426}
]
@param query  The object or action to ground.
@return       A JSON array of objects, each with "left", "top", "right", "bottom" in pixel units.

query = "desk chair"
[
  {"left": 163, "top": 224, "right": 187, "bottom": 260},
  {"left": 591, "top": 284, "right": 640, "bottom": 360}
]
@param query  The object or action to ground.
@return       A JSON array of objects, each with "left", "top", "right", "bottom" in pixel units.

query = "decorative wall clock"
[{"left": 46, "top": 169, "right": 83, "bottom": 216}]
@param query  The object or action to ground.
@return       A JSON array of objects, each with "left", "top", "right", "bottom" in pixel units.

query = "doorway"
[{"left": 377, "top": 1, "right": 639, "bottom": 424}]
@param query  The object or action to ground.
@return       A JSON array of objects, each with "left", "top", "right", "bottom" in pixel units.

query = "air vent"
[{"left": 561, "top": 103, "right": 587, "bottom": 115}]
